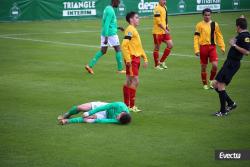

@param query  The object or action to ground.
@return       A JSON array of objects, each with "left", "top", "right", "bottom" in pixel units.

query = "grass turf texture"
[{"left": 0, "top": 12, "right": 250, "bottom": 167}]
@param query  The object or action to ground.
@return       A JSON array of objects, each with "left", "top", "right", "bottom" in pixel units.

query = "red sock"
[
  {"left": 210, "top": 69, "right": 217, "bottom": 81},
  {"left": 160, "top": 48, "right": 171, "bottom": 63},
  {"left": 201, "top": 72, "right": 207, "bottom": 85},
  {"left": 129, "top": 87, "right": 136, "bottom": 108},
  {"left": 153, "top": 51, "right": 159, "bottom": 67},
  {"left": 123, "top": 85, "right": 130, "bottom": 107}
]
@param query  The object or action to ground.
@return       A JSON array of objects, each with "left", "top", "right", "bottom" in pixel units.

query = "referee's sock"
[
  {"left": 215, "top": 89, "right": 234, "bottom": 105},
  {"left": 225, "top": 91, "right": 234, "bottom": 106},
  {"left": 218, "top": 90, "right": 226, "bottom": 113}
]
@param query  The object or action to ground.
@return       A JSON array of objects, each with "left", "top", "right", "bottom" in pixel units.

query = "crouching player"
[
  {"left": 122, "top": 12, "right": 148, "bottom": 112},
  {"left": 213, "top": 16, "right": 250, "bottom": 116},
  {"left": 58, "top": 101, "right": 131, "bottom": 125}
]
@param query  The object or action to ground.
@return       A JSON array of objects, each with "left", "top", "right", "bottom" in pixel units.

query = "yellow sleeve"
[
  {"left": 121, "top": 29, "right": 132, "bottom": 63},
  {"left": 215, "top": 23, "right": 225, "bottom": 52},
  {"left": 142, "top": 51, "right": 148, "bottom": 62},
  {"left": 194, "top": 23, "right": 200, "bottom": 54},
  {"left": 154, "top": 7, "right": 161, "bottom": 25}
]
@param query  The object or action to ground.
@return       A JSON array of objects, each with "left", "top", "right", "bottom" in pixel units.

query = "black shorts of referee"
[{"left": 215, "top": 58, "right": 240, "bottom": 85}]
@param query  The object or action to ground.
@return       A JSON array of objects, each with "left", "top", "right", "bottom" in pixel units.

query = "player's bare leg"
[{"left": 77, "top": 103, "right": 92, "bottom": 111}]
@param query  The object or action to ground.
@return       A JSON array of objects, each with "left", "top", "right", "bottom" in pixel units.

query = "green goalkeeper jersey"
[
  {"left": 101, "top": 5, "right": 117, "bottom": 37},
  {"left": 88, "top": 102, "right": 129, "bottom": 124}
]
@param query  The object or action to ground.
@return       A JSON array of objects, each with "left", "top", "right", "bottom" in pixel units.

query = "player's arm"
[
  {"left": 194, "top": 24, "right": 200, "bottom": 56},
  {"left": 122, "top": 30, "right": 132, "bottom": 64},
  {"left": 154, "top": 8, "right": 168, "bottom": 33},
  {"left": 230, "top": 37, "right": 250, "bottom": 55},
  {"left": 141, "top": 50, "right": 148, "bottom": 68},
  {"left": 83, "top": 118, "right": 119, "bottom": 124},
  {"left": 215, "top": 23, "right": 226, "bottom": 53},
  {"left": 103, "top": 9, "right": 113, "bottom": 42},
  {"left": 83, "top": 103, "right": 113, "bottom": 117},
  {"left": 118, "top": 26, "right": 124, "bottom": 32},
  {"left": 94, "top": 119, "right": 119, "bottom": 124}
]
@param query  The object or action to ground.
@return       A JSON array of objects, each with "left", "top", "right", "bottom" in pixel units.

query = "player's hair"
[
  {"left": 111, "top": 0, "right": 119, "bottom": 4},
  {"left": 126, "top": 11, "right": 137, "bottom": 23},
  {"left": 202, "top": 8, "right": 212, "bottom": 15},
  {"left": 236, "top": 17, "right": 248, "bottom": 30},
  {"left": 119, "top": 112, "right": 131, "bottom": 125}
]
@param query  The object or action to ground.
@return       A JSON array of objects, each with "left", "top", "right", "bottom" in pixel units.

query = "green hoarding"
[{"left": 0, "top": 0, "right": 249, "bottom": 21}]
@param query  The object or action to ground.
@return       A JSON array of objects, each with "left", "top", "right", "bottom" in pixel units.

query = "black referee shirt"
[{"left": 227, "top": 31, "right": 250, "bottom": 61}]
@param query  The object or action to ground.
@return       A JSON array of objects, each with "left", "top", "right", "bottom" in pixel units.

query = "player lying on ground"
[
  {"left": 85, "top": 0, "right": 125, "bottom": 74},
  {"left": 212, "top": 16, "right": 250, "bottom": 117},
  {"left": 58, "top": 101, "right": 131, "bottom": 124},
  {"left": 122, "top": 12, "right": 148, "bottom": 112}
]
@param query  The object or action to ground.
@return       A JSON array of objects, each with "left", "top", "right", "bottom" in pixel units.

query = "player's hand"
[
  {"left": 143, "top": 62, "right": 148, "bottom": 68},
  {"left": 195, "top": 52, "right": 200, "bottom": 57},
  {"left": 118, "top": 27, "right": 125, "bottom": 32},
  {"left": 104, "top": 37, "right": 108, "bottom": 45},
  {"left": 165, "top": 29, "right": 170, "bottom": 35},
  {"left": 221, "top": 49, "right": 225, "bottom": 55},
  {"left": 83, "top": 112, "right": 89, "bottom": 118},
  {"left": 229, "top": 38, "right": 236, "bottom": 46}
]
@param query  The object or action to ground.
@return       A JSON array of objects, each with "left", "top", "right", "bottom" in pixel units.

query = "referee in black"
[{"left": 212, "top": 16, "right": 250, "bottom": 116}]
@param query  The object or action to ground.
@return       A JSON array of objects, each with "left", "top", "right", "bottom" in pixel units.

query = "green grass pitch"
[{"left": 0, "top": 12, "right": 250, "bottom": 167}]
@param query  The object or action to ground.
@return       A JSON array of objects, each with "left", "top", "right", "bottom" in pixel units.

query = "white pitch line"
[
  {"left": 0, "top": 24, "right": 230, "bottom": 37},
  {"left": 0, "top": 36, "right": 99, "bottom": 48},
  {"left": 0, "top": 30, "right": 100, "bottom": 37},
  {"left": 0, "top": 36, "right": 249, "bottom": 63}
]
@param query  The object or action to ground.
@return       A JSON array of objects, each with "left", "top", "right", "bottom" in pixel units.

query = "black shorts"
[{"left": 215, "top": 59, "right": 240, "bottom": 85}]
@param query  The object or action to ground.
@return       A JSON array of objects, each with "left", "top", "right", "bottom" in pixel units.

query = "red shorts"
[
  {"left": 126, "top": 56, "right": 140, "bottom": 77},
  {"left": 153, "top": 34, "right": 172, "bottom": 45},
  {"left": 200, "top": 45, "right": 218, "bottom": 65}
]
